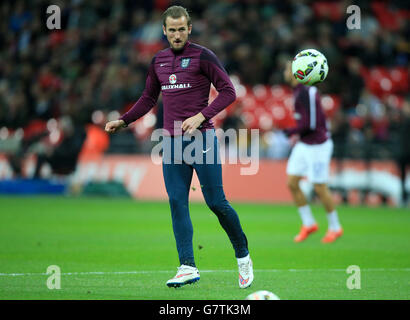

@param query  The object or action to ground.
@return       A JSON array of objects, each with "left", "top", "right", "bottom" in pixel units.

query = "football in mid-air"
[
  {"left": 245, "top": 290, "right": 280, "bottom": 300},
  {"left": 292, "top": 49, "right": 328, "bottom": 85}
]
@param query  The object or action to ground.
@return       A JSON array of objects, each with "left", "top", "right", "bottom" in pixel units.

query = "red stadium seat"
[
  {"left": 270, "top": 85, "right": 292, "bottom": 101},
  {"left": 366, "top": 67, "right": 393, "bottom": 97},
  {"left": 268, "top": 101, "right": 296, "bottom": 129},
  {"left": 360, "top": 66, "right": 370, "bottom": 79},
  {"left": 240, "top": 111, "right": 258, "bottom": 129},
  {"left": 252, "top": 84, "right": 271, "bottom": 102},
  {"left": 371, "top": 2, "right": 401, "bottom": 31},
  {"left": 385, "top": 94, "right": 405, "bottom": 110},
  {"left": 38, "top": 71, "right": 62, "bottom": 90},
  {"left": 312, "top": 1, "right": 344, "bottom": 21},
  {"left": 321, "top": 94, "right": 341, "bottom": 118},
  {"left": 48, "top": 30, "right": 65, "bottom": 48},
  {"left": 23, "top": 120, "right": 47, "bottom": 141},
  {"left": 362, "top": 66, "right": 408, "bottom": 97},
  {"left": 389, "top": 67, "right": 409, "bottom": 93},
  {"left": 349, "top": 116, "right": 365, "bottom": 130},
  {"left": 241, "top": 94, "right": 257, "bottom": 111},
  {"left": 257, "top": 112, "right": 273, "bottom": 131},
  {"left": 271, "top": 105, "right": 286, "bottom": 121}
]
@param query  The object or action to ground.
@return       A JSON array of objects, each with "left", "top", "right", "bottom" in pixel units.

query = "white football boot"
[
  {"left": 166, "top": 265, "right": 200, "bottom": 288},
  {"left": 238, "top": 254, "right": 254, "bottom": 289}
]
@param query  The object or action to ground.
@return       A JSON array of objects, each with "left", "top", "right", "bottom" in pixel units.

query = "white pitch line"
[{"left": 0, "top": 268, "right": 409, "bottom": 277}]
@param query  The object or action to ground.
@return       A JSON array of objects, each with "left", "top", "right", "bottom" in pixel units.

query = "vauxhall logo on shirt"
[{"left": 162, "top": 73, "right": 192, "bottom": 90}]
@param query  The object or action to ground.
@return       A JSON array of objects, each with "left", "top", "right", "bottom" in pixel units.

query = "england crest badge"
[{"left": 181, "top": 58, "right": 191, "bottom": 68}]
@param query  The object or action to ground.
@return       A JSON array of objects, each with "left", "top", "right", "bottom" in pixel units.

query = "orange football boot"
[
  {"left": 294, "top": 224, "right": 319, "bottom": 242},
  {"left": 321, "top": 228, "right": 343, "bottom": 243}
]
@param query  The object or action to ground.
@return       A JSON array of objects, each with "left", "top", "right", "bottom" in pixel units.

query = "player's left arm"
[{"left": 182, "top": 48, "right": 236, "bottom": 134}]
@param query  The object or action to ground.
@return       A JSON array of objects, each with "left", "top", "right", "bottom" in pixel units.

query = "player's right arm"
[
  {"left": 105, "top": 119, "right": 127, "bottom": 133},
  {"left": 284, "top": 88, "right": 311, "bottom": 137},
  {"left": 105, "top": 57, "right": 161, "bottom": 133}
]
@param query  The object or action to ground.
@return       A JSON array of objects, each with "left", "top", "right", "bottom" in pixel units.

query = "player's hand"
[
  {"left": 289, "top": 134, "right": 300, "bottom": 147},
  {"left": 181, "top": 113, "right": 206, "bottom": 134},
  {"left": 105, "top": 120, "right": 126, "bottom": 133}
]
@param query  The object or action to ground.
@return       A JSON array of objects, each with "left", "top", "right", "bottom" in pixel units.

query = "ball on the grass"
[{"left": 245, "top": 290, "right": 280, "bottom": 300}]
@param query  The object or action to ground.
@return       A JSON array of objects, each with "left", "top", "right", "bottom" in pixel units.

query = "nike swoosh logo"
[
  {"left": 175, "top": 273, "right": 193, "bottom": 278},
  {"left": 160, "top": 63, "right": 168, "bottom": 67},
  {"left": 202, "top": 148, "right": 211, "bottom": 153}
]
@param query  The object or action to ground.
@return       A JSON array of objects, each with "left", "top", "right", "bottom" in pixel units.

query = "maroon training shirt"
[
  {"left": 120, "top": 41, "right": 236, "bottom": 135},
  {"left": 286, "top": 83, "right": 329, "bottom": 144}
]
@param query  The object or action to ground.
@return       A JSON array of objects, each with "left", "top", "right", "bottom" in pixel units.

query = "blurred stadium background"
[
  {"left": 1, "top": 0, "right": 410, "bottom": 302},
  {"left": 0, "top": 0, "right": 409, "bottom": 207}
]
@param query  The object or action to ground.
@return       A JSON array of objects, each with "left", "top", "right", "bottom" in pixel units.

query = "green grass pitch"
[{"left": 0, "top": 196, "right": 409, "bottom": 300}]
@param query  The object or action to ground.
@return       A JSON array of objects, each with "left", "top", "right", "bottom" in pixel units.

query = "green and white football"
[{"left": 292, "top": 49, "right": 328, "bottom": 85}]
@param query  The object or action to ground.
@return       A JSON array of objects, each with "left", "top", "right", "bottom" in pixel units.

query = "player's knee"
[
  {"left": 287, "top": 177, "right": 300, "bottom": 191},
  {"left": 313, "top": 183, "right": 329, "bottom": 197},
  {"left": 313, "top": 183, "right": 326, "bottom": 193},
  {"left": 168, "top": 195, "right": 188, "bottom": 211},
  {"left": 207, "top": 200, "right": 223, "bottom": 213},
  {"left": 206, "top": 199, "right": 230, "bottom": 216}
]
